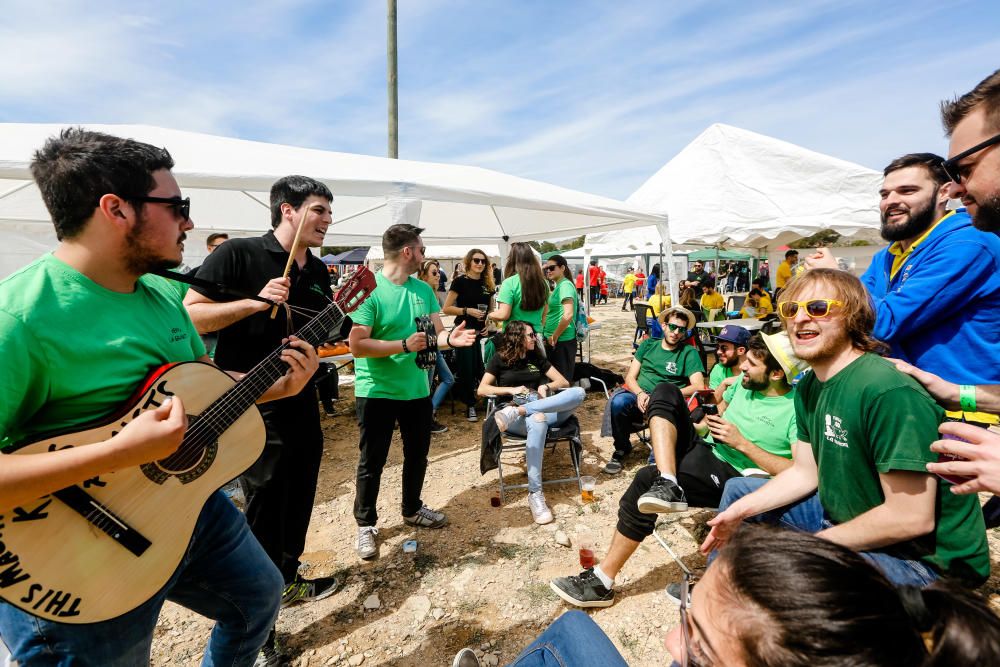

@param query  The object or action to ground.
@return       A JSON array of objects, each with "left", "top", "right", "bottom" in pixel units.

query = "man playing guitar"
[
  {"left": 349, "top": 224, "right": 476, "bottom": 560},
  {"left": 0, "top": 128, "right": 318, "bottom": 665}
]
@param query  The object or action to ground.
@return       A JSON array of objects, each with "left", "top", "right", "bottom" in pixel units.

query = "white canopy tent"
[{"left": 0, "top": 123, "right": 668, "bottom": 277}]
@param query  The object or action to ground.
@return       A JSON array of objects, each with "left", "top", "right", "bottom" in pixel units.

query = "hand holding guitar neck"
[{"left": 264, "top": 336, "right": 320, "bottom": 401}]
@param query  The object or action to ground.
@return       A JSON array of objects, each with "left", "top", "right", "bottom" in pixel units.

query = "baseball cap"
[{"left": 714, "top": 325, "right": 751, "bottom": 347}]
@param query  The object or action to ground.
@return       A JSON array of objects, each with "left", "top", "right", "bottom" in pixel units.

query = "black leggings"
[{"left": 452, "top": 342, "right": 484, "bottom": 407}]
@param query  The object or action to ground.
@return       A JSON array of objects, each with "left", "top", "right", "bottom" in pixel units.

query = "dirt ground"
[{"left": 151, "top": 301, "right": 1000, "bottom": 666}]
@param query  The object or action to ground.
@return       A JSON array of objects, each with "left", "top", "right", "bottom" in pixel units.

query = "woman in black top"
[
  {"left": 443, "top": 248, "right": 495, "bottom": 422},
  {"left": 478, "top": 320, "right": 585, "bottom": 525}
]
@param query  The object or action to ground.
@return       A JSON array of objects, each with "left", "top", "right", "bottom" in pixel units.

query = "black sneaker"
[
  {"left": 431, "top": 418, "right": 448, "bottom": 434},
  {"left": 665, "top": 581, "right": 693, "bottom": 607},
  {"left": 602, "top": 458, "right": 624, "bottom": 475},
  {"left": 281, "top": 574, "right": 340, "bottom": 608},
  {"left": 637, "top": 477, "right": 688, "bottom": 514},
  {"left": 550, "top": 568, "right": 614, "bottom": 608},
  {"left": 255, "top": 629, "right": 283, "bottom": 666},
  {"left": 467, "top": 406, "right": 478, "bottom": 422}
]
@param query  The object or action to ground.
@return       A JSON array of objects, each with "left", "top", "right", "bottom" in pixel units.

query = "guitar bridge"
[{"left": 52, "top": 486, "right": 151, "bottom": 557}]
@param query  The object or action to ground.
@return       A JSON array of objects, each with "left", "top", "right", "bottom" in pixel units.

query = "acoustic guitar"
[{"left": 0, "top": 267, "right": 376, "bottom": 623}]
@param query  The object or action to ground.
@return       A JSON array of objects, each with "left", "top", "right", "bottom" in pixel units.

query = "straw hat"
[
  {"left": 662, "top": 306, "right": 696, "bottom": 330},
  {"left": 760, "top": 331, "right": 811, "bottom": 379}
]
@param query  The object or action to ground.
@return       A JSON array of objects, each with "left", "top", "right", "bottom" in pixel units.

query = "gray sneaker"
[
  {"left": 452, "top": 648, "right": 481, "bottom": 667},
  {"left": 356, "top": 526, "right": 379, "bottom": 560},
  {"left": 637, "top": 477, "right": 688, "bottom": 513},
  {"left": 527, "top": 491, "right": 554, "bottom": 524},
  {"left": 404, "top": 505, "right": 448, "bottom": 528}
]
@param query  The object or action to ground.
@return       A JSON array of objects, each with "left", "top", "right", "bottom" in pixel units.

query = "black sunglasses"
[
  {"left": 544, "top": 265, "right": 559, "bottom": 272},
  {"left": 131, "top": 195, "right": 191, "bottom": 221},
  {"left": 471, "top": 257, "right": 487, "bottom": 265},
  {"left": 942, "top": 131, "right": 1000, "bottom": 183}
]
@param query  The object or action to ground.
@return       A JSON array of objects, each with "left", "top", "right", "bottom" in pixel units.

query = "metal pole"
[{"left": 387, "top": 0, "right": 398, "bottom": 158}]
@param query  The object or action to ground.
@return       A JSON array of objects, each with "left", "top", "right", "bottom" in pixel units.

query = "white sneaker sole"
[
  {"left": 637, "top": 497, "right": 688, "bottom": 514},
  {"left": 549, "top": 581, "right": 614, "bottom": 608},
  {"left": 532, "top": 510, "right": 554, "bottom": 525}
]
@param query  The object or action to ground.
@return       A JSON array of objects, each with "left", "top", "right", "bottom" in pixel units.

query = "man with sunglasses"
[
  {"left": 184, "top": 175, "right": 340, "bottom": 664},
  {"left": 807, "top": 152, "right": 1000, "bottom": 426},
  {"left": 0, "top": 129, "right": 322, "bottom": 665},
  {"left": 698, "top": 269, "right": 989, "bottom": 588},
  {"left": 604, "top": 307, "right": 705, "bottom": 475}
]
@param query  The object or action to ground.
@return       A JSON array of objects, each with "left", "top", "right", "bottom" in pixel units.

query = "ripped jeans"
[{"left": 503, "top": 387, "right": 586, "bottom": 493}]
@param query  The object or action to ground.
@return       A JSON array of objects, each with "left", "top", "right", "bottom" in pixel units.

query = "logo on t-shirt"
[
  {"left": 824, "top": 414, "right": 849, "bottom": 448},
  {"left": 664, "top": 361, "right": 678, "bottom": 375},
  {"left": 169, "top": 327, "right": 188, "bottom": 344}
]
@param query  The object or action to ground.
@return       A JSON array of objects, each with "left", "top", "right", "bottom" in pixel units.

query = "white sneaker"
[
  {"left": 356, "top": 526, "right": 378, "bottom": 560},
  {"left": 528, "top": 491, "right": 554, "bottom": 524}
]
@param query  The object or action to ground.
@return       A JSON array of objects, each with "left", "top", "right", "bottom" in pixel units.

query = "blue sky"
[{"left": 3, "top": 0, "right": 999, "bottom": 199}]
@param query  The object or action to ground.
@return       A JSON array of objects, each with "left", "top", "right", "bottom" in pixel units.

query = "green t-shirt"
[
  {"left": 543, "top": 278, "right": 577, "bottom": 342},
  {"left": 0, "top": 254, "right": 206, "bottom": 449},
  {"left": 634, "top": 338, "right": 704, "bottom": 394},
  {"left": 497, "top": 275, "right": 546, "bottom": 331},
  {"left": 795, "top": 353, "right": 989, "bottom": 584},
  {"left": 709, "top": 381, "right": 795, "bottom": 474},
  {"left": 351, "top": 271, "right": 438, "bottom": 400},
  {"left": 708, "top": 363, "right": 735, "bottom": 389}
]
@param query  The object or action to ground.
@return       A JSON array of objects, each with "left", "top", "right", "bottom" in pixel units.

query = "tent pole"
[{"left": 657, "top": 222, "right": 678, "bottom": 307}]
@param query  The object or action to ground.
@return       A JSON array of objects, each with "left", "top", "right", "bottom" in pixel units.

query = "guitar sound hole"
[{"left": 156, "top": 415, "right": 214, "bottom": 474}]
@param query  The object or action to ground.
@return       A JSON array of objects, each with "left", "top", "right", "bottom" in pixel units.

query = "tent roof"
[
  {"left": 622, "top": 123, "right": 881, "bottom": 249},
  {"left": 0, "top": 123, "right": 667, "bottom": 277},
  {"left": 327, "top": 247, "right": 369, "bottom": 264},
  {"left": 687, "top": 248, "right": 753, "bottom": 261}
]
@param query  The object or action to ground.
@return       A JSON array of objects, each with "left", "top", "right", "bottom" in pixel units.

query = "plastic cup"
[
  {"left": 576, "top": 527, "right": 595, "bottom": 569},
  {"left": 477, "top": 304, "right": 489, "bottom": 319},
  {"left": 580, "top": 476, "right": 596, "bottom": 503}
]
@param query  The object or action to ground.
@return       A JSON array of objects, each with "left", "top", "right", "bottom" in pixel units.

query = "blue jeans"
[
  {"left": 428, "top": 353, "right": 456, "bottom": 412},
  {"left": 508, "top": 610, "right": 628, "bottom": 666},
  {"left": 712, "top": 477, "right": 940, "bottom": 586},
  {"left": 504, "top": 387, "right": 585, "bottom": 493},
  {"left": 0, "top": 492, "right": 283, "bottom": 666}
]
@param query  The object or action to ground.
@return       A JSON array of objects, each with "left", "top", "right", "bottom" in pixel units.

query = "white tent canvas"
[
  {"left": 0, "top": 124, "right": 667, "bottom": 277},
  {"left": 619, "top": 123, "right": 882, "bottom": 250}
]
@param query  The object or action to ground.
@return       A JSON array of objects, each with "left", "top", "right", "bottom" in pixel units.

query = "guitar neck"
[{"left": 202, "top": 303, "right": 345, "bottom": 431}]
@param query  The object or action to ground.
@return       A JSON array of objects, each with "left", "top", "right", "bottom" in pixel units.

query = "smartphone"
[
  {"left": 695, "top": 389, "right": 716, "bottom": 406},
  {"left": 702, "top": 403, "right": 719, "bottom": 416},
  {"left": 935, "top": 433, "right": 974, "bottom": 485}
]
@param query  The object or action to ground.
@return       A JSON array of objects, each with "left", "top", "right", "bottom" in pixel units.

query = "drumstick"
[{"left": 270, "top": 205, "right": 310, "bottom": 319}]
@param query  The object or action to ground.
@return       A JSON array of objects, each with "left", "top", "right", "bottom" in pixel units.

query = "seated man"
[
  {"left": 698, "top": 269, "right": 990, "bottom": 588},
  {"left": 708, "top": 325, "right": 750, "bottom": 391},
  {"left": 553, "top": 333, "right": 799, "bottom": 607},
  {"left": 604, "top": 307, "right": 704, "bottom": 475},
  {"left": 739, "top": 287, "right": 773, "bottom": 319},
  {"left": 699, "top": 278, "right": 725, "bottom": 315}
]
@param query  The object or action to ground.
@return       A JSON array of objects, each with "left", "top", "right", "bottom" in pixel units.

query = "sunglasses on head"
[
  {"left": 131, "top": 195, "right": 191, "bottom": 221},
  {"left": 777, "top": 298, "right": 843, "bottom": 319},
  {"left": 942, "top": 131, "right": 1000, "bottom": 183},
  {"left": 666, "top": 322, "right": 687, "bottom": 333}
]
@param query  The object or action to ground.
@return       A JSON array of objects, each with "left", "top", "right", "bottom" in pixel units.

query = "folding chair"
[
  {"left": 632, "top": 303, "right": 653, "bottom": 348},
  {"left": 725, "top": 294, "right": 746, "bottom": 318},
  {"left": 486, "top": 395, "right": 583, "bottom": 504}
]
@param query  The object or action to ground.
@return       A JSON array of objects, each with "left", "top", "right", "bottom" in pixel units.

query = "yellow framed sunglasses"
[{"left": 777, "top": 298, "right": 843, "bottom": 319}]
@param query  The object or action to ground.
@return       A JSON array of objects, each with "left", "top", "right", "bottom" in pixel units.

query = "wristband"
[
  {"left": 401, "top": 338, "right": 409, "bottom": 354},
  {"left": 447, "top": 329, "right": 455, "bottom": 347},
  {"left": 463, "top": 307, "right": 467, "bottom": 316},
  {"left": 959, "top": 384, "right": 977, "bottom": 412}
]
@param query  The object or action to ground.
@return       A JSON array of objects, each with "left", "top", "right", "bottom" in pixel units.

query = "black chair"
[
  {"left": 633, "top": 303, "right": 653, "bottom": 348},
  {"left": 725, "top": 294, "right": 746, "bottom": 315},
  {"left": 486, "top": 396, "right": 583, "bottom": 504}
]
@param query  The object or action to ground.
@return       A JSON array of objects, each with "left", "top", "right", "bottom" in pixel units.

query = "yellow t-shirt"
[
  {"left": 776, "top": 260, "right": 794, "bottom": 288},
  {"left": 700, "top": 291, "right": 725, "bottom": 311},
  {"left": 648, "top": 294, "right": 670, "bottom": 316},
  {"left": 623, "top": 273, "right": 637, "bottom": 292}
]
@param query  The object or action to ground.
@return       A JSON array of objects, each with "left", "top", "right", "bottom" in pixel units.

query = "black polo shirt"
[{"left": 193, "top": 231, "right": 333, "bottom": 374}]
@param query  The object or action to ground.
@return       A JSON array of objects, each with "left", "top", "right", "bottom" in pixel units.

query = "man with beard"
[
  {"left": 549, "top": 334, "right": 797, "bottom": 608},
  {"left": 697, "top": 269, "right": 989, "bottom": 588},
  {"left": 807, "top": 153, "right": 1000, "bottom": 399},
  {"left": 708, "top": 325, "right": 750, "bottom": 392},
  {"left": 0, "top": 129, "right": 319, "bottom": 664},
  {"left": 892, "top": 69, "right": 1000, "bottom": 502},
  {"left": 184, "top": 175, "right": 339, "bottom": 665}
]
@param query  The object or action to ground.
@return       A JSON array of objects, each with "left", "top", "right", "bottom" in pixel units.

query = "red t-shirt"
[
  {"left": 588, "top": 266, "right": 600, "bottom": 286},
  {"left": 575, "top": 273, "right": 584, "bottom": 289}
]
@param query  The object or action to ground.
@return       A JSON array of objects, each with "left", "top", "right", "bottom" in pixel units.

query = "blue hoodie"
[{"left": 860, "top": 209, "right": 1000, "bottom": 384}]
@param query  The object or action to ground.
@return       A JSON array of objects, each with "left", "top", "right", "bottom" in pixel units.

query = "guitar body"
[{"left": 0, "top": 361, "right": 264, "bottom": 624}]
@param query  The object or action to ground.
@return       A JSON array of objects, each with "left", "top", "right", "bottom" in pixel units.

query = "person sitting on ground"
[
  {"left": 696, "top": 268, "right": 990, "bottom": 588},
  {"left": 417, "top": 259, "right": 456, "bottom": 433},
  {"left": 708, "top": 325, "right": 750, "bottom": 391},
  {"left": 739, "top": 287, "right": 773, "bottom": 319},
  {"left": 699, "top": 277, "right": 725, "bottom": 315},
  {"left": 478, "top": 320, "right": 585, "bottom": 525},
  {"left": 552, "top": 334, "right": 798, "bottom": 608},
  {"left": 604, "top": 306, "right": 705, "bottom": 475}
]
